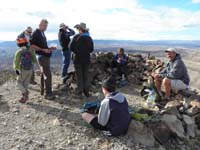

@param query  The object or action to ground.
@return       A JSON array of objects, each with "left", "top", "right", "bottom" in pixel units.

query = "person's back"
[
  {"left": 70, "top": 32, "right": 94, "bottom": 64},
  {"left": 99, "top": 92, "right": 131, "bottom": 136},
  {"left": 82, "top": 76, "right": 131, "bottom": 136}
]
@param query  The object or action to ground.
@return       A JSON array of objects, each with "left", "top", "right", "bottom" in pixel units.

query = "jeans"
[
  {"left": 74, "top": 64, "right": 89, "bottom": 93},
  {"left": 61, "top": 50, "right": 71, "bottom": 78}
]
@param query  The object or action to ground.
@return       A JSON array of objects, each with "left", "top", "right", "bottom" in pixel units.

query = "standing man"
[
  {"left": 30, "top": 19, "right": 56, "bottom": 100},
  {"left": 70, "top": 22, "right": 94, "bottom": 98},
  {"left": 17, "top": 26, "right": 37, "bottom": 85},
  {"left": 58, "top": 23, "right": 75, "bottom": 83}
]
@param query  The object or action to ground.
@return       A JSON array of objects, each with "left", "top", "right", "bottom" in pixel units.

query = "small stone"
[
  {"left": 25, "top": 114, "right": 30, "bottom": 118},
  {"left": 3, "top": 122, "right": 7, "bottom": 126},
  {"left": 12, "top": 108, "right": 20, "bottom": 113},
  {"left": 67, "top": 140, "right": 73, "bottom": 145},
  {"left": 53, "top": 118, "right": 62, "bottom": 126}
]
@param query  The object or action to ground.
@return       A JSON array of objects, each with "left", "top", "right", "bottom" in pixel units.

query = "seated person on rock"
[
  {"left": 151, "top": 48, "right": 190, "bottom": 100},
  {"left": 112, "top": 48, "right": 128, "bottom": 79},
  {"left": 82, "top": 76, "right": 131, "bottom": 136}
]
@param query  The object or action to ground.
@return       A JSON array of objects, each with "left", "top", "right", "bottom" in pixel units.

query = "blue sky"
[{"left": 0, "top": 0, "right": 200, "bottom": 41}]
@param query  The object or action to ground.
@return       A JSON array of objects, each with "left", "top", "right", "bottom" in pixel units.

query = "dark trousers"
[
  {"left": 37, "top": 55, "right": 52, "bottom": 95},
  {"left": 30, "top": 69, "right": 35, "bottom": 82},
  {"left": 112, "top": 61, "right": 127, "bottom": 77},
  {"left": 74, "top": 64, "right": 89, "bottom": 93}
]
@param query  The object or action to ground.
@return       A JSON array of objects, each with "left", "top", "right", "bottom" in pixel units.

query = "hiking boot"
[
  {"left": 62, "top": 75, "right": 69, "bottom": 84},
  {"left": 24, "top": 90, "right": 29, "bottom": 102},
  {"left": 30, "top": 80, "right": 37, "bottom": 85},
  {"left": 73, "top": 92, "right": 83, "bottom": 99},
  {"left": 19, "top": 93, "right": 26, "bottom": 103},
  {"left": 83, "top": 90, "right": 90, "bottom": 98},
  {"left": 44, "top": 93, "right": 55, "bottom": 100}
]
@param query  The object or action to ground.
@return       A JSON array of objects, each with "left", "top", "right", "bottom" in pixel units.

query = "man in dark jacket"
[
  {"left": 30, "top": 19, "right": 56, "bottom": 100},
  {"left": 58, "top": 23, "right": 75, "bottom": 83},
  {"left": 82, "top": 76, "right": 131, "bottom": 136},
  {"left": 152, "top": 48, "right": 190, "bottom": 100},
  {"left": 70, "top": 22, "right": 94, "bottom": 98},
  {"left": 17, "top": 27, "right": 37, "bottom": 85}
]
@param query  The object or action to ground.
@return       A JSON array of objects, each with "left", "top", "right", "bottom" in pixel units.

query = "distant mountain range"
[
  {"left": 1, "top": 39, "right": 200, "bottom": 49},
  {"left": 0, "top": 39, "right": 199, "bottom": 70}
]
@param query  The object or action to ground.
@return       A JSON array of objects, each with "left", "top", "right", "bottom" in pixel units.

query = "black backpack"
[{"left": 20, "top": 49, "right": 32, "bottom": 70}]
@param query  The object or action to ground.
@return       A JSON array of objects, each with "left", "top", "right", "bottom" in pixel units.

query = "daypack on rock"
[{"left": 20, "top": 50, "right": 32, "bottom": 70}]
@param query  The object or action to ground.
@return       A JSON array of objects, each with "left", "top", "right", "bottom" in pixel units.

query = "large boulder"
[
  {"left": 161, "top": 114, "right": 185, "bottom": 138},
  {"left": 182, "top": 115, "right": 196, "bottom": 138},
  {"left": 127, "top": 120, "right": 155, "bottom": 147}
]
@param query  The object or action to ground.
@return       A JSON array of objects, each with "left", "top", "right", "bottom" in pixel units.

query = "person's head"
[
  {"left": 24, "top": 26, "right": 32, "bottom": 36},
  {"left": 16, "top": 38, "right": 28, "bottom": 47},
  {"left": 74, "top": 22, "right": 89, "bottom": 33},
  {"left": 118, "top": 48, "right": 124, "bottom": 55},
  {"left": 59, "top": 23, "right": 68, "bottom": 30},
  {"left": 165, "top": 48, "right": 177, "bottom": 60},
  {"left": 39, "top": 19, "right": 48, "bottom": 32},
  {"left": 102, "top": 76, "right": 116, "bottom": 95}
]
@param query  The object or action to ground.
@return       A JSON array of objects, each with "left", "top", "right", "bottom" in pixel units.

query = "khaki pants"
[{"left": 17, "top": 69, "right": 32, "bottom": 94}]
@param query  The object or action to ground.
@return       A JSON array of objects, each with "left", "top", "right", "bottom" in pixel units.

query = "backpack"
[
  {"left": 80, "top": 101, "right": 101, "bottom": 114},
  {"left": 20, "top": 49, "right": 33, "bottom": 70}
]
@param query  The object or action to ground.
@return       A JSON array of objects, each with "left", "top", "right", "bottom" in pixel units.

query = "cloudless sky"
[{"left": 0, "top": 0, "right": 200, "bottom": 41}]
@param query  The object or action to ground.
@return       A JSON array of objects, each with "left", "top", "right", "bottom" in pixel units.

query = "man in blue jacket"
[
  {"left": 152, "top": 48, "right": 190, "bottom": 100},
  {"left": 70, "top": 22, "right": 94, "bottom": 98},
  {"left": 82, "top": 76, "right": 131, "bottom": 136}
]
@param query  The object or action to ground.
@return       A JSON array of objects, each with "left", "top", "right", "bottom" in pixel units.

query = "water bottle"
[{"left": 147, "top": 89, "right": 156, "bottom": 105}]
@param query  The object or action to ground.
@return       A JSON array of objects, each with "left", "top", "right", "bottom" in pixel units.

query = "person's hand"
[
  {"left": 49, "top": 46, "right": 57, "bottom": 51},
  {"left": 16, "top": 70, "right": 20, "bottom": 75},
  {"left": 42, "top": 49, "right": 50, "bottom": 53},
  {"left": 151, "top": 72, "right": 160, "bottom": 78}
]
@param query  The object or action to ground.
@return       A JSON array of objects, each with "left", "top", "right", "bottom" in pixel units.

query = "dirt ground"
[{"left": 0, "top": 74, "right": 200, "bottom": 150}]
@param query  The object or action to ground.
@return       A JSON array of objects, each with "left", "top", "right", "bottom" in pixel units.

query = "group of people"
[{"left": 13, "top": 19, "right": 190, "bottom": 136}]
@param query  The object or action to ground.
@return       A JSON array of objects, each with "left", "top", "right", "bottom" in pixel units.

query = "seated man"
[
  {"left": 152, "top": 48, "right": 190, "bottom": 100},
  {"left": 112, "top": 48, "right": 128, "bottom": 79},
  {"left": 82, "top": 76, "right": 131, "bottom": 136}
]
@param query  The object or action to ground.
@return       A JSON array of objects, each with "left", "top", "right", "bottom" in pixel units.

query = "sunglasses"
[{"left": 26, "top": 31, "right": 32, "bottom": 34}]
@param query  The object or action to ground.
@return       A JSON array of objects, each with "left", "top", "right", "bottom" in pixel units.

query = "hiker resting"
[
  {"left": 82, "top": 76, "right": 131, "bottom": 136},
  {"left": 151, "top": 48, "right": 190, "bottom": 101},
  {"left": 112, "top": 48, "right": 128, "bottom": 80}
]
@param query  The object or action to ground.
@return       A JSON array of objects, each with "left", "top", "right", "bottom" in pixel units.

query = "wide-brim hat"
[
  {"left": 74, "top": 22, "right": 89, "bottom": 31},
  {"left": 59, "top": 23, "right": 67, "bottom": 29}
]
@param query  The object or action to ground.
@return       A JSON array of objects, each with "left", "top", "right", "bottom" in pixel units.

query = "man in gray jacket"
[{"left": 152, "top": 48, "right": 190, "bottom": 100}]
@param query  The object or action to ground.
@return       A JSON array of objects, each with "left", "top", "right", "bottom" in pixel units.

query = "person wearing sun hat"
[
  {"left": 81, "top": 76, "right": 131, "bottom": 136},
  {"left": 152, "top": 48, "right": 190, "bottom": 100},
  {"left": 70, "top": 22, "right": 94, "bottom": 98},
  {"left": 58, "top": 23, "right": 75, "bottom": 83}
]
